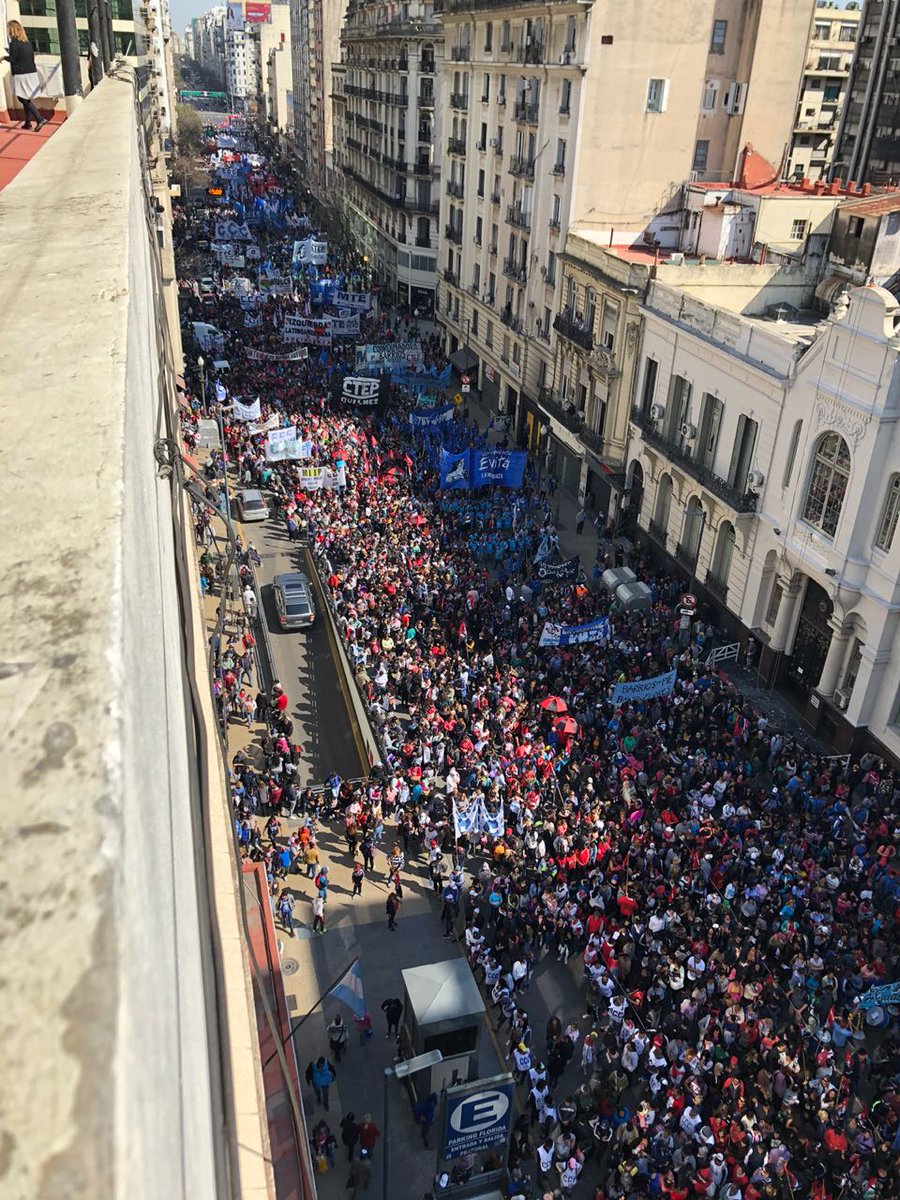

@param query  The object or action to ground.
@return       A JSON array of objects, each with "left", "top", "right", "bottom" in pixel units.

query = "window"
[
  {"left": 766, "top": 581, "right": 783, "bottom": 627},
  {"left": 551, "top": 193, "right": 561, "bottom": 226},
  {"left": 560, "top": 79, "right": 571, "bottom": 114},
  {"left": 484, "top": 21, "right": 493, "bottom": 52},
  {"left": 728, "top": 414, "right": 758, "bottom": 493},
  {"left": 692, "top": 140, "right": 710, "bottom": 172},
  {"left": 848, "top": 215, "right": 864, "bottom": 238},
  {"left": 640, "top": 357, "right": 658, "bottom": 413},
  {"left": 702, "top": 81, "right": 717, "bottom": 110},
  {"left": 696, "top": 393, "right": 723, "bottom": 470},
  {"left": 664, "top": 375, "right": 692, "bottom": 440},
  {"left": 790, "top": 219, "right": 809, "bottom": 240},
  {"left": 782, "top": 419, "right": 802, "bottom": 488},
  {"left": 485, "top": 321, "right": 493, "bottom": 347},
  {"left": 475, "top": 216, "right": 483, "bottom": 244},
  {"left": 814, "top": 22, "right": 831, "bottom": 40},
  {"left": 565, "top": 15, "right": 576, "bottom": 54},
  {"left": 646, "top": 78, "right": 669, "bottom": 113},
  {"left": 875, "top": 475, "right": 900, "bottom": 551},
  {"left": 111, "top": 0, "right": 134, "bottom": 17},
  {"left": 817, "top": 55, "right": 840, "bottom": 70},
  {"left": 477, "top": 168, "right": 485, "bottom": 197},
  {"left": 19, "top": 0, "right": 54, "bottom": 14},
  {"left": 114, "top": 30, "right": 137, "bottom": 55},
  {"left": 554, "top": 139, "right": 566, "bottom": 171},
  {"left": 501, "top": 20, "right": 510, "bottom": 51},
  {"left": 803, "top": 433, "right": 850, "bottom": 537},
  {"left": 710, "top": 19, "right": 727, "bottom": 54},
  {"left": 498, "top": 74, "right": 506, "bottom": 103},
  {"left": 600, "top": 300, "right": 618, "bottom": 349},
  {"left": 546, "top": 251, "right": 556, "bottom": 286},
  {"left": 839, "top": 23, "right": 857, "bottom": 41},
  {"left": 24, "top": 25, "right": 59, "bottom": 53}
]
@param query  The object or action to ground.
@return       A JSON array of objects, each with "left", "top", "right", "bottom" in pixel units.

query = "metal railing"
[
  {"left": 554, "top": 310, "right": 593, "bottom": 351},
  {"left": 506, "top": 205, "right": 531, "bottom": 230},
  {"left": 538, "top": 387, "right": 585, "bottom": 434},
  {"left": 446, "top": 179, "right": 465, "bottom": 198},
  {"left": 447, "top": 137, "right": 466, "bottom": 155},
  {"left": 509, "top": 155, "right": 535, "bottom": 179},
  {"left": 445, "top": 224, "right": 463, "bottom": 244},
  {"left": 630, "top": 407, "right": 759, "bottom": 513},
  {"left": 502, "top": 258, "right": 527, "bottom": 284},
  {"left": 513, "top": 99, "right": 540, "bottom": 124},
  {"left": 449, "top": 92, "right": 469, "bottom": 110}
]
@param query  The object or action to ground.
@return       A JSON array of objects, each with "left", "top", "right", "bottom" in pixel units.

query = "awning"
[{"left": 449, "top": 347, "right": 479, "bottom": 373}]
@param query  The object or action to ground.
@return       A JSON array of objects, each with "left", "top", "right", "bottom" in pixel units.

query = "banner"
[
  {"left": 215, "top": 219, "right": 253, "bottom": 242},
  {"left": 283, "top": 314, "right": 331, "bottom": 345},
  {"left": 539, "top": 616, "right": 611, "bottom": 648},
  {"left": 534, "top": 556, "right": 580, "bottom": 585},
  {"left": 334, "top": 374, "right": 387, "bottom": 411},
  {"left": 335, "top": 289, "right": 371, "bottom": 312},
  {"left": 329, "top": 958, "right": 366, "bottom": 1020},
  {"left": 331, "top": 312, "right": 360, "bottom": 338},
  {"left": 265, "top": 426, "right": 298, "bottom": 462},
  {"left": 440, "top": 448, "right": 526, "bottom": 491},
  {"left": 246, "top": 346, "right": 308, "bottom": 362},
  {"left": 296, "top": 465, "right": 347, "bottom": 491},
  {"left": 221, "top": 251, "right": 245, "bottom": 268},
  {"left": 243, "top": 312, "right": 261, "bottom": 328},
  {"left": 410, "top": 405, "right": 454, "bottom": 430},
  {"left": 244, "top": 0, "right": 271, "bottom": 21},
  {"left": 249, "top": 414, "right": 281, "bottom": 435},
  {"left": 356, "top": 340, "right": 422, "bottom": 372},
  {"left": 232, "top": 397, "right": 261, "bottom": 422},
  {"left": 258, "top": 275, "right": 292, "bottom": 296},
  {"left": 610, "top": 669, "right": 678, "bottom": 704},
  {"left": 292, "top": 238, "right": 328, "bottom": 269},
  {"left": 858, "top": 981, "right": 900, "bottom": 1010}
]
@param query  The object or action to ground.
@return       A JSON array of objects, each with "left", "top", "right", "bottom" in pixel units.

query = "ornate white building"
[{"left": 629, "top": 281, "right": 900, "bottom": 760}]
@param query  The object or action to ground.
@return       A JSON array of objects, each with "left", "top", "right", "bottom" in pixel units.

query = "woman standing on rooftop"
[{"left": 4, "top": 21, "right": 47, "bottom": 132}]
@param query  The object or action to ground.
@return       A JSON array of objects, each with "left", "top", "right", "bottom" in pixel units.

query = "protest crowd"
[{"left": 175, "top": 128, "right": 899, "bottom": 1200}]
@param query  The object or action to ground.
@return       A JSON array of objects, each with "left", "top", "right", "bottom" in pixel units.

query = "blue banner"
[
  {"left": 439, "top": 448, "right": 526, "bottom": 491},
  {"left": 539, "top": 616, "right": 611, "bottom": 647},
  {"left": 858, "top": 981, "right": 900, "bottom": 1010},
  {"left": 410, "top": 405, "right": 455, "bottom": 430},
  {"left": 611, "top": 669, "right": 678, "bottom": 704},
  {"left": 533, "top": 555, "right": 580, "bottom": 585}
]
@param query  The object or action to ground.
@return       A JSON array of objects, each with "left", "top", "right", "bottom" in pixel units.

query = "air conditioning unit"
[
  {"left": 832, "top": 687, "right": 851, "bottom": 711},
  {"left": 490, "top": 137, "right": 499, "bottom": 147},
  {"left": 650, "top": 404, "right": 666, "bottom": 421},
  {"left": 666, "top": 252, "right": 685, "bottom": 265},
  {"left": 680, "top": 422, "right": 697, "bottom": 440},
  {"left": 747, "top": 468, "right": 765, "bottom": 489}
]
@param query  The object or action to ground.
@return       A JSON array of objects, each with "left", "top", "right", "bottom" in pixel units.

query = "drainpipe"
[{"left": 55, "top": 0, "right": 84, "bottom": 112}]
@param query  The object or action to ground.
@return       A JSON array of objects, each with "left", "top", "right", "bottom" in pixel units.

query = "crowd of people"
[{"left": 176, "top": 131, "right": 899, "bottom": 1200}]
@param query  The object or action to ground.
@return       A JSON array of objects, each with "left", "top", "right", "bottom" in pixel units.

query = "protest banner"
[
  {"left": 440, "top": 448, "right": 527, "bottom": 491},
  {"left": 232, "top": 397, "right": 261, "bottom": 422},
  {"left": 538, "top": 616, "right": 611, "bottom": 648},
  {"left": 610, "top": 670, "right": 677, "bottom": 704},
  {"left": 283, "top": 314, "right": 331, "bottom": 345},
  {"left": 265, "top": 427, "right": 298, "bottom": 462},
  {"left": 533, "top": 556, "right": 580, "bottom": 585}
]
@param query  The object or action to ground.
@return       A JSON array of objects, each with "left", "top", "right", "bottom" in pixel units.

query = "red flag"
[{"left": 404, "top": 453, "right": 414, "bottom": 471}]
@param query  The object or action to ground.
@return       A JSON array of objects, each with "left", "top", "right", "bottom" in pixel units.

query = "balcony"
[
  {"left": 385, "top": 92, "right": 408, "bottom": 107},
  {"left": 489, "top": 190, "right": 501, "bottom": 204},
  {"left": 383, "top": 153, "right": 407, "bottom": 171},
  {"left": 551, "top": 161, "right": 566, "bottom": 176},
  {"left": 399, "top": 55, "right": 409, "bottom": 71},
  {"left": 509, "top": 155, "right": 535, "bottom": 179},
  {"left": 500, "top": 306, "right": 525, "bottom": 334},
  {"left": 450, "top": 92, "right": 469, "bottom": 111},
  {"left": 705, "top": 570, "right": 729, "bottom": 604},
  {"left": 520, "top": 41, "right": 545, "bottom": 65},
  {"left": 554, "top": 310, "right": 593, "bottom": 351},
  {"left": 417, "top": 93, "right": 435, "bottom": 108},
  {"left": 630, "top": 407, "right": 759, "bottom": 513},
  {"left": 450, "top": 45, "right": 471, "bottom": 61},
  {"left": 502, "top": 258, "right": 527, "bottom": 284},
  {"left": 548, "top": 217, "right": 561, "bottom": 232},
  {"left": 420, "top": 60, "right": 435, "bottom": 74},
  {"left": 445, "top": 224, "right": 463, "bottom": 244},
  {"left": 447, "top": 137, "right": 466, "bottom": 156},
  {"left": 413, "top": 160, "right": 432, "bottom": 176},
  {"left": 580, "top": 426, "right": 604, "bottom": 455},
  {"left": 443, "top": 267, "right": 459, "bottom": 286},
  {"left": 487, "top": 242, "right": 498, "bottom": 255},
  {"left": 446, "top": 180, "right": 464, "bottom": 199},
  {"left": 506, "top": 204, "right": 531, "bottom": 230},
  {"left": 538, "top": 387, "right": 585, "bottom": 435},
  {"left": 415, "top": 234, "right": 435, "bottom": 248},
  {"left": 513, "top": 100, "right": 540, "bottom": 124}
]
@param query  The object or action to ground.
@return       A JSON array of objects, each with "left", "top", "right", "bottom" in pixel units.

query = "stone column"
[
  {"left": 815, "top": 622, "right": 851, "bottom": 698},
  {"left": 768, "top": 575, "right": 802, "bottom": 652}
]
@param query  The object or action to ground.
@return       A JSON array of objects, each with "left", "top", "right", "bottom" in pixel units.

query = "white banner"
[
  {"left": 296, "top": 465, "right": 346, "bottom": 491},
  {"left": 249, "top": 414, "right": 281, "bottom": 435},
  {"left": 266, "top": 427, "right": 298, "bottom": 462},
  {"left": 283, "top": 314, "right": 331, "bottom": 345},
  {"left": 232, "top": 397, "right": 261, "bottom": 422},
  {"left": 215, "top": 219, "right": 253, "bottom": 242},
  {"left": 332, "top": 312, "right": 360, "bottom": 337},
  {"left": 335, "top": 289, "right": 372, "bottom": 312},
  {"left": 221, "top": 251, "right": 245, "bottom": 268}
]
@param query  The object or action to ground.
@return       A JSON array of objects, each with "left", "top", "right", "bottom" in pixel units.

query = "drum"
[{"left": 865, "top": 1005, "right": 889, "bottom": 1029}]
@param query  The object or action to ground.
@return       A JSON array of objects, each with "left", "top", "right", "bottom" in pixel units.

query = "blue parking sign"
[{"left": 442, "top": 1076, "right": 515, "bottom": 1159}]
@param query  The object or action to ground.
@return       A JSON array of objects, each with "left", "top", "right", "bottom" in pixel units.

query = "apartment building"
[
  {"left": 832, "top": 0, "right": 900, "bottom": 186},
  {"left": 627, "top": 274, "right": 900, "bottom": 759},
  {"left": 290, "top": 0, "right": 343, "bottom": 196},
  {"left": 11, "top": 0, "right": 147, "bottom": 60},
  {"left": 787, "top": 1, "right": 861, "bottom": 182},
  {"left": 333, "top": 0, "right": 443, "bottom": 314},
  {"left": 435, "top": 0, "right": 816, "bottom": 504}
]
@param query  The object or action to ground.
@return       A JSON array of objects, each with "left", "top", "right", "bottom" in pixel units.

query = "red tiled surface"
[{"left": 0, "top": 114, "right": 63, "bottom": 192}]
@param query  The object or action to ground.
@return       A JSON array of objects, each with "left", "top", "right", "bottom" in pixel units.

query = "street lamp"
[
  {"left": 383, "top": 1049, "right": 443, "bottom": 1200},
  {"left": 197, "top": 354, "right": 207, "bottom": 413}
]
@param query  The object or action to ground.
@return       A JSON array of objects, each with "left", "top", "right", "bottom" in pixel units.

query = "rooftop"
[
  {"left": 834, "top": 193, "right": 900, "bottom": 218},
  {"left": 0, "top": 114, "right": 63, "bottom": 192}
]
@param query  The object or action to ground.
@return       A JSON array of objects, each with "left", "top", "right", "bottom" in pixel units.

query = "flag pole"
[{"left": 262, "top": 954, "right": 359, "bottom": 1070}]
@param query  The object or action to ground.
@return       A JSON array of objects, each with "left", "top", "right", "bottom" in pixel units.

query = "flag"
[
  {"left": 329, "top": 958, "right": 366, "bottom": 1020},
  {"left": 215, "top": 380, "right": 228, "bottom": 404},
  {"left": 233, "top": 397, "right": 262, "bottom": 422}
]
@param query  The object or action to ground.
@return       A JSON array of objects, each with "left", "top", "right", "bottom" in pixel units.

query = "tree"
[{"left": 176, "top": 104, "right": 204, "bottom": 156}]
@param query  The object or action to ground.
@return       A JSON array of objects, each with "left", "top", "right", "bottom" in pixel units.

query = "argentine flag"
[{"left": 329, "top": 959, "right": 366, "bottom": 1020}]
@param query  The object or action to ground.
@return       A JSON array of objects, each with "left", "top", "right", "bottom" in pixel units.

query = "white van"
[{"left": 191, "top": 322, "right": 225, "bottom": 353}]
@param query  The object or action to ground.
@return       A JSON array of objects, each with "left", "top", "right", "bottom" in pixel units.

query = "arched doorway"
[
  {"left": 682, "top": 495, "right": 705, "bottom": 563},
  {"left": 654, "top": 473, "right": 673, "bottom": 543},
  {"left": 626, "top": 461, "right": 645, "bottom": 530},
  {"left": 785, "top": 578, "right": 833, "bottom": 698}
]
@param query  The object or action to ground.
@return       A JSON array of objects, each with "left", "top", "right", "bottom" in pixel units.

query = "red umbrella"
[
  {"left": 553, "top": 716, "right": 578, "bottom": 738},
  {"left": 539, "top": 695, "right": 568, "bottom": 714}
]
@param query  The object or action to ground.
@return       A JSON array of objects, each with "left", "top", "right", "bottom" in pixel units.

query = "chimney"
[
  {"left": 861, "top": 182, "right": 872, "bottom": 196},
  {"left": 832, "top": 177, "right": 843, "bottom": 192},
  {"left": 827, "top": 180, "right": 840, "bottom": 195},
  {"left": 847, "top": 180, "right": 857, "bottom": 195},
  {"left": 801, "top": 177, "right": 812, "bottom": 192},
  {"left": 814, "top": 180, "right": 826, "bottom": 194}
]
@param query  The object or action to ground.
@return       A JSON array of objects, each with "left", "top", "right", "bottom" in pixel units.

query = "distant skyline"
[{"left": 170, "top": 0, "right": 212, "bottom": 39}]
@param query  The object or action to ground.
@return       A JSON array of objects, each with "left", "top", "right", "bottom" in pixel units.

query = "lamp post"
[
  {"left": 383, "top": 1049, "right": 443, "bottom": 1200},
  {"left": 197, "top": 354, "right": 207, "bottom": 414}
]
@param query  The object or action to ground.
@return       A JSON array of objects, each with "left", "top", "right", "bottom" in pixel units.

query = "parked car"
[
  {"left": 272, "top": 572, "right": 315, "bottom": 630},
  {"left": 236, "top": 488, "right": 269, "bottom": 522}
]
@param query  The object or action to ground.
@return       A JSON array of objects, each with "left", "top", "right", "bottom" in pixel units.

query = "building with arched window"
[{"left": 629, "top": 281, "right": 900, "bottom": 761}]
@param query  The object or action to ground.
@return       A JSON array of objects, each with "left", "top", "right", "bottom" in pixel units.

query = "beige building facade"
[
  {"left": 333, "top": 0, "right": 444, "bottom": 313},
  {"left": 786, "top": 1, "right": 861, "bottom": 182}
]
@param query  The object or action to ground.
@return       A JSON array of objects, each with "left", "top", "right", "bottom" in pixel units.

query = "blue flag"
[{"left": 329, "top": 959, "right": 367, "bottom": 1020}]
